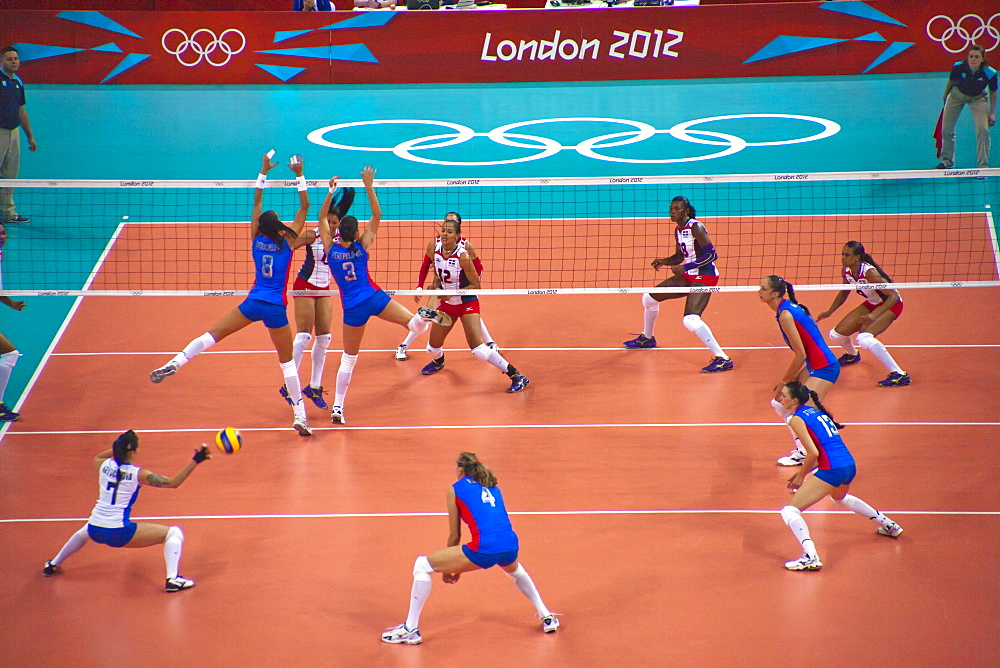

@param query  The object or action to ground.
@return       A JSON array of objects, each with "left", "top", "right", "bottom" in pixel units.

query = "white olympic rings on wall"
[
  {"left": 926, "top": 14, "right": 1000, "bottom": 53},
  {"left": 161, "top": 28, "right": 246, "bottom": 67},
  {"left": 306, "top": 115, "right": 841, "bottom": 166}
]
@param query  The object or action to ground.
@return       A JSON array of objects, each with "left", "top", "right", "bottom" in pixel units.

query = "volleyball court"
[{"left": 1, "top": 171, "right": 998, "bottom": 665}]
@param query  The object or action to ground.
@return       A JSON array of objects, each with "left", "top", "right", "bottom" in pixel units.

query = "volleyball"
[{"left": 215, "top": 428, "right": 243, "bottom": 454}]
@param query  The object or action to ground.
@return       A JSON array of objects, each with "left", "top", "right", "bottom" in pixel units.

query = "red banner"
[{"left": 2, "top": 1, "right": 995, "bottom": 84}]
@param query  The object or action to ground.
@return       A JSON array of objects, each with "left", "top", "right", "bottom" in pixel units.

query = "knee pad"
[
  {"left": 771, "top": 398, "right": 792, "bottom": 420},
  {"left": 506, "top": 563, "right": 525, "bottom": 580},
  {"left": 829, "top": 329, "right": 851, "bottom": 343},
  {"left": 313, "top": 333, "right": 332, "bottom": 349},
  {"left": 294, "top": 331, "right": 312, "bottom": 346},
  {"left": 413, "top": 555, "right": 433, "bottom": 582},
  {"left": 642, "top": 293, "right": 659, "bottom": 310},
  {"left": 682, "top": 314, "right": 702, "bottom": 332},
  {"left": 856, "top": 332, "right": 876, "bottom": 350},
  {"left": 780, "top": 505, "right": 801, "bottom": 527},
  {"left": 471, "top": 344, "right": 491, "bottom": 361},
  {"left": 831, "top": 495, "right": 848, "bottom": 507},
  {"left": 0, "top": 351, "right": 19, "bottom": 370},
  {"left": 166, "top": 526, "right": 184, "bottom": 543},
  {"left": 339, "top": 353, "right": 358, "bottom": 373}
]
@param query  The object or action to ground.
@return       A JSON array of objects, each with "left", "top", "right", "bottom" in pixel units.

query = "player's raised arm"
[
  {"left": 287, "top": 154, "right": 309, "bottom": 238},
  {"left": 252, "top": 151, "right": 278, "bottom": 239},
  {"left": 357, "top": 166, "right": 381, "bottom": 249},
  {"left": 318, "top": 176, "right": 338, "bottom": 252}
]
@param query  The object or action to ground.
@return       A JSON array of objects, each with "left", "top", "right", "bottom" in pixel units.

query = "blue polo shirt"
[
  {"left": 0, "top": 71, "right": 25, "bottom": 130},
  {"left": 949, "top": 61, "right": 998, "bottom": 97}
]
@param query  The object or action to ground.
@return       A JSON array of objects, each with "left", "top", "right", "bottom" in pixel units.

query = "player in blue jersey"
[
  {"left": 776, "top": 382, "right": 903, "bottom": 571},
  {"left": 759, "top": 275, "right": 841, "bottom": 467},
  {"left": 317, "top": 168, "right": 451, "bottom": 426},
  {"left": 42, "top": 430, "right": 212, "bottom": 592},
  {"left": 623, "top": 196, "right": 733, "bottom": 373},
  {"left": 279, "top": 185, "right": 356, "bottom": 411},
  {"left": 149, "top": 152, "right": 315, "bottom": 436},
  {"left": 382, "top": 452, "right": 559, "bottom": 645}
]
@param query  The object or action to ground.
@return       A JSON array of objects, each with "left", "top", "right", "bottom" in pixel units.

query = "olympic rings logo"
[
  {"left": 306, "top": 115, "right": 841, "bottom": 166},
  {"left": 161, "top": 28, "right": 246, "bottom": 67},
  {"left": 926, "top": 14, "right": 1000, "bottom": 53}
]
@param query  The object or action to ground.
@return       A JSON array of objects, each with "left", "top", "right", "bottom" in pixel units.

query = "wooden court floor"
[{"left": 1, "top": 288, "right": 998, "bottom": 666}]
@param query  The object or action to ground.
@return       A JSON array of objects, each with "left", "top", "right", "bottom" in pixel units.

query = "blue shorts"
[
  {"left": 88, "top": 522, "right": 138, "bottom": 548},
  {"left": 807, "top": 362, "right": 841, "bottom": 384},
  {"left": 462, "top": 544, "right": 518, "bottom": 569},
  {"left": 238, "top": 298, "right": 289, "bottom": 329},
  {"left": 814, "top": 464, "right": 857, "bottom": 487},
  {"left": 342, "top": 290, "right": 391, "bottom": 327}
]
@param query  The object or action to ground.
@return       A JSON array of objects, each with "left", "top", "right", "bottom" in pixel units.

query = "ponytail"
[
  {"left": 111, "top": 430, "right": 139, "bottom": 484},
  {"left": 807, "top": 389, "right": 845, "bottom": 430},
  {"left": 845, "top": 240, "right": 893, "bottom": 283},
  {"left": 456, "top": 451, "right": 498, "bottom": 488},
  {"left": 786, "top": 383, "right": 845, "bottom": 429},
  {"left": 766, "top": 275, "right": 811, "bottom": 316}
]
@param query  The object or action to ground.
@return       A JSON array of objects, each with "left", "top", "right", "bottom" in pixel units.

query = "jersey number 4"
[{"left": 481, "top": 488, "right": 496, "bottom": 507}]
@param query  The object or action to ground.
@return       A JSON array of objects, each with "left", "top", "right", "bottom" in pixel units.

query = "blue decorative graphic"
[
  {"left": 256, "top": 64, "right": 307, "bottom": 81},
  {"left": 853, "top": 32, "right": 885, "bottom": 43},
  {"left": 320, "top": 14, "right": 396, "bottom": 30},
  {"left": 744, "top": 37, "right": 847, "bottom": 64},
  {"left": 863, "top": 42, "right": 914, "bottom": 74},
  {"left": 12, "top": 43, "right": 86, "bottom": 62},
  {"left": 255, "top": 44, "right": 378, "bottom": 64},
  {"left": 100, "top": 53, "right": 150, "bottom": 84},
  {"left": 91, "top": 43, "right": 123, "bottom": 53},
  {"left": 274, "top": 30, "right": 314, "bottom": 44},
  {"left": 56, "top": 11, "right": 143, "bottom": 38},
  {"left": 818, "top": 1, "right": 906, "bottom": 27}
]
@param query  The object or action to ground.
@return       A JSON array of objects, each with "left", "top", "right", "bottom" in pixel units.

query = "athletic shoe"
[
  {"left": 4, "top": 214, "right": 29, "bottom": 223},
  {"left": 395, "top": 344, "right": 409, "bottom": 361},
  {"left": 302, "top": 385, "right": 329, "bottom": 409},
  {"left": 487, "top": 341, "right": 500, "bottom": 353},
  {"left": 293, "top": 418, "right": 312, "bottom": 436},
  {"left": 877, "top": 371, "right": 911, "bottom": 388},
  {"left": 701, "top": 356, "right": 734, "bottom": 373},
  {"left": 331, "top": 406, "right": 345, "bottom": 425},
  {"left": 777, "top": 448, "right": 806, "bottom": 467},
  {"left": 43, "top": 561, "right": 60, "bottom": 577},
  {"left": 278, "top": 385, "right": 293, "bottom": 406},
  {"left": 381, "top": 624, "right": 422, "bottom": 645},
  {"left": 837, "top": 352, "right": 861, "bottom": 366},
  {"left": 507, "top": 374, "right": 530, "bottom": 393},
  {"left": 421, "top": 358, "right": 445, "bottom": 375},
  {"left": 165, "top": 575, "right": 195, "bottom": 592},
  {"left": 0, "top": 403, "right": 20, "bottom": 422},
  {"left": 935, "top": 163, "right": 949, "bottom": 169},
  {"left": 417, "top": 306, "right": 453, "bottom": 327},
  {"left": 149, "top": 361, "right": 179, "bottom": 384},
  {"left": 541, "top": 615, "right": 560, "bottom": 633},
  {"left": 784, "top": 554, "right": 822, "bottom": 571},
  {"left": 623, "top": 334, "right": 656, "bottom": 349},
  {"left": 877, "top": 522, "right": 904, "bottom": 538}
]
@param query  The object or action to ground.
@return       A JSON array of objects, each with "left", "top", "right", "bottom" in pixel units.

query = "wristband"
[
  {"left": 296, "top": 175, "right": 308, "bottom": 192},
  {"left": 256, "top": 174, "right": 267, "bottom": 189},
  {"left": 329, "top": 187, "right": 337, "bottom": 195}
]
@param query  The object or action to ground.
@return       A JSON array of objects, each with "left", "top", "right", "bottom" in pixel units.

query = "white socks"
[
  {"left": 780, "top": 506, "right": 818, "bottom": 558},
  {"left": 292, "top": 332, "right": 312, "bottom": 370},
  {"left": 334, "top": 353, "right": 358, "bottom": 407},
  {"left": 0, "top": 350, "right": 18, "bottom": 401},
  {"left": 401, "top": 329, "right": 419, "bottom": 348},
  {"left": 407, "top": 314, "right": 431, "bottom": 334},
  {"left": 279, "top": 360, "right": 305, "bottom": 420},
  {"left": 405, "top": 556, "right": 434, "bottom": 630},
  {"left": 682, "top": 314, "right": 727, "bottom": 358},
  {"left": 829, "top": 329, "right": 855, "bottom": 355},
  {"left": 52, "top": 524, "right": 90, "bottom": 566},
  {"left": 508, "top": 564, "right": 552, "bottom": 618},
  {"left": 641, "top": 293, "right": 659, "bottom": 338},
  {"left": 856, "top": 332, "right": 903, "bottom": 373},
  {"left": 471, "top": 343, "right": 510, "bottom": 372},
  {"left": 164, "top": 526, "right": 184, "bottom": 579},
  {"left": 310, "top": 334, "right": 331, "bottom": 386},
  {"left": 833, "top": 494, "right": 893, "bottom": 528},
  {"left": 172, "top": 333, "right": 216, "bottom": 367}
]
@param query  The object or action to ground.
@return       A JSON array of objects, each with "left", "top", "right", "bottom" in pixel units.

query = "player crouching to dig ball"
[{"left": 42, "top": 430, "right": 210, "bottom": 592}]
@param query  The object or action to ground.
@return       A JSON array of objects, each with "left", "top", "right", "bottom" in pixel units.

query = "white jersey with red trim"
[
  {"left": 844, "top": 261, "right": 897, "bottom": 305},
  {"left": 434, "top": 238, "right": 470, "bottom": 306},
  {"left": 297, "top": 228, "right": 332, "bottom": 288}
]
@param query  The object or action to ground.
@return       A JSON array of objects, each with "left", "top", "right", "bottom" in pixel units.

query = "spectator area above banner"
[{"left": 0, "top": 0, "right": 996, "bottom": 84}]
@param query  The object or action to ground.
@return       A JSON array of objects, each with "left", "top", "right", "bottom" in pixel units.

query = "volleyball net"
[{"left": 1, "top": 169, "right": 998, "bottom": 297}]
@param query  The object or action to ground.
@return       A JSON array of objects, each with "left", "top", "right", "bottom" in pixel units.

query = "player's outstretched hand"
[
  {"left": 328, "top": 176, "right": 340, "bottom": 190},
  {"left": 192, "top": 445, "right": 211, "bottom": 464},
  {"left": 261, "top": 151, "right": 277, "bottom": 174},
  {"left": 288, "top": 154, "right": 304, "bottom": 177},
  {"left": 361, "top": 165, "right": 376, "bottom": 187}
]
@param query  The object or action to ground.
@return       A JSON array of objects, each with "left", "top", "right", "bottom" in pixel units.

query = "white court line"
[
  {"left": 46, "top": 343, "right": 1000, "bottom": 357},
  {"left": 2, "top": 508, "right": 995, "bottom": 524},
  {"left": 5, "top": 421, "right": 998, "bottom": 436}
]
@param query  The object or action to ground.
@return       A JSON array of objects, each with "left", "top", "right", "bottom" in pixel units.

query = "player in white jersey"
[
  {"left": 0, "top": 221, "right": 25, "bottom": 421},
  {"left": 419, "top": 217, "right": 529, "bottom": 393},
  {"left": 394, "top": 211, "right": 498, "bottom": 361},
  {"left": 280, "top": 185, "right": 355, "bottom": 410},
  {"left": 817, "top": 241, "right": 909, "bottom": 387},
  {"left": 42, "top": 430, "right": 211, "bottom": 592},
  {"left": 623, "top": 196, "right": 734, "bottom": 373}
]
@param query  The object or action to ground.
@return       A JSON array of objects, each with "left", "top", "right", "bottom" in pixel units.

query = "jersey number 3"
[{"left": 341, "top": 261, "right": 357, "bottom": 281}]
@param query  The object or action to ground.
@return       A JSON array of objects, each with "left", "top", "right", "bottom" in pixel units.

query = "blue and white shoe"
[
  {"left": 381, "top": 624, "right": 421, "bottom": 645},
  {"left": 0, "top": 402, "right": 20, "bottom": 422},
  {"left": 623, "top": 334, "right": 656, "bottom": 349},
  {"left": 784, "top": 554, "right": 822, "bottom": 571},
  {"left": 701, "top": 356, "right": 734, "bottom": 373},
  {"left": 421, "top": 358, "right": 445, "bottom": 375},
  {"left": 877, "top": 371, "right": 911, "bottom": 387},
  {"left": 507, "top": 374, "right": 530, "bottom": 393},
  {"left": 302, "top": 385, "right": 329, "bottom": 409},
  {"left": 837, "top": 352, "right": 861, "bottom": 365},
  {"left": 278, "top": 385, "right": 293, "bottom": 406},
  {"left": 149, "top": 361, "right": 179, "bottom": 384},
  {"left": 541, "top": 614, "right": 560, "bottom": 633}
]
